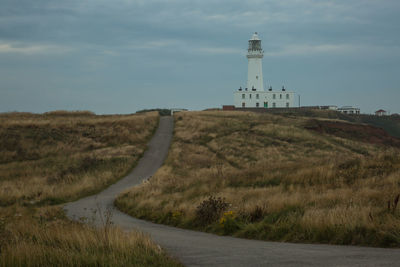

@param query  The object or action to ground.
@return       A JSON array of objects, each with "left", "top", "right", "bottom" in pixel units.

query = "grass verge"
[{"left": 0, "top": 206, "right": 182, "bottom": 267}]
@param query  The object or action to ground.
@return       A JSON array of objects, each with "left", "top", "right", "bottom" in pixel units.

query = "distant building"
[
  {"left": 299, "top": 105, "right": 338, "bottom": 111},
  {"left": 375, "top": 109, "right": 387, "bottom": 116},
  {"left": 222, "top": 105, "right": 235, "bottom": 111},
  {"left": 337, "top": 106, "right": 360, "bottom": 115},
  {"left": 320, "top": 105, "right": 338, "bottom": 110},
  {"left": 233, "top": 33, "right": 295, "bottom": 108}
]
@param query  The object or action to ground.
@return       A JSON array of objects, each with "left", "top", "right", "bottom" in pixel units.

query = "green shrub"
[{"left": 219, "top": 211, "right": 241, "bottom": 235}]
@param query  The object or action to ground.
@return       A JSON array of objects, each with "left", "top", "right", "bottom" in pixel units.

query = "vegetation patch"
[
  {"left": 116, "top": 110, "right": 400, "bottom": 247},
  {"left": 305, "top": 119, "right": 400, "bottom": 148}
]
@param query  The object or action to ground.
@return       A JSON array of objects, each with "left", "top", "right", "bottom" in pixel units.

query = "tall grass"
[
  {"left": 0, "top": 206, "right": 182, "bottom": 267},
  {"left": 116, "top": 110, "right": 400, "bottom": 247}
]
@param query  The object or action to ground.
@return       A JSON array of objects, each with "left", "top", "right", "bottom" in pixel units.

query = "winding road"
[{"left": 64, "top": 116, "right": 400, "bottom": 267}]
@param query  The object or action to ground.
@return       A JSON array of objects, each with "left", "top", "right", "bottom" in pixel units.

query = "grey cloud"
[{"left": 0, "top": 0, "right": 399, "bottom": 114}]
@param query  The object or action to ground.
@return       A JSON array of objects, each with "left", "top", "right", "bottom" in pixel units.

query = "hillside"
[
  {"left": 116, "top": 110, "right": 400, "bottom": 247},
  {"left": 0, "top": 111, "right": 182, "bottom": 266}
]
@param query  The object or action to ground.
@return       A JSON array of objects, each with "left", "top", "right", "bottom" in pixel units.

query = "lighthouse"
[
  {"left": 233, "top": 32, "right": 296, "bottom": 108},
  {"left": 246, "top": 32, "right": 264, "bottom": 91}
]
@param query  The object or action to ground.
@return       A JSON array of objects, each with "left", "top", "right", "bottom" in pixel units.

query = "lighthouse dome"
[{"left": 251, "top": 32, "right": 260, "bottom": 40}]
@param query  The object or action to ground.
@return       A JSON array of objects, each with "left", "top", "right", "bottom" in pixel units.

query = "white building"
[
  {"left": 234, "top": 33, "right": 295, "bottom": 108},
  {"left": 375, "top": 109, "right": 387, "bottom": 116},
  {"left": 337, "top": 106, "right": 360, "bottom": 114}
]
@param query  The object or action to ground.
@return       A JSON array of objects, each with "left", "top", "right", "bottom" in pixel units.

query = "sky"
[{"left": 0, "top": 0, "right": 399, "bottom": 114}]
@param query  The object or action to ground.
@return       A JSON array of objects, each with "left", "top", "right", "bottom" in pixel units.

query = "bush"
[
  {"left": 195, "top": 196, "right": 228, "bottom": 226},
  {"left": 220, "top": 211, "right": 241, "bottom": 235}
]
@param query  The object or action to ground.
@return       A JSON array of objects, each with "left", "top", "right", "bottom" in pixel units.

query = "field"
[
  {"left": 0, "top": 111, "right": 158, "bottom": 206},
  {"left": 116, "top": 110, "right": 400, "bottom": 247},
  {"left": 0, "top": 111, "right": 182, "bottom": 266}
]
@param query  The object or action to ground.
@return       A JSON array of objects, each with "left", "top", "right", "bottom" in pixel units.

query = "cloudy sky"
[{"left": 1, "top": 0, "right": 399, "bottom": 114}]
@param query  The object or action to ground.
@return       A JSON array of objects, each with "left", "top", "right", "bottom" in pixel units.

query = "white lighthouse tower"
[
  {"left": 246, "top": 32, "right": 264, "bottom": 91},
  {"left": 233, "top": 32, "right": 296, "bottom": 108}
]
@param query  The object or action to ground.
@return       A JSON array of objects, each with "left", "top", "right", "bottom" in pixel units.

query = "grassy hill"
[
  {"left": 0, "top": 111, "right": 182, "bottom": 266},
  {"left": 116, "top": 110, "right": 400, "bottom": 247}
]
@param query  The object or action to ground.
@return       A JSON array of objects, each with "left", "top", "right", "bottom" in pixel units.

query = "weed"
[
  {"left": 248, "top": 205, "right": 265, "bottom": 222},
  {"left": 219, "top": 211, "right": 241, "bottom": 235},
  {"left": 387, "top": 194, "right": 400, "bottom": 214}
]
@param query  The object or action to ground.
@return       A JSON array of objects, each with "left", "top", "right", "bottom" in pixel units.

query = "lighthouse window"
[
  {"left": 273, "top": 102, "right": 276, "bottom": 108},
  {"left": 286, "top": 102, "right": 289, "bottom": 107},
  {"left": 250, "top": 94, "right": 252, "bottom": 99},
  {"left": 256, "top": 94, "right": 259, "bottom": 99},
  {"left": 242, "top": 102, "right": 245, "bottom": 107},
  {"left": 256, "top": 103, "right": 259, "bottom": 107},
  {"left": 286, "top": 94, "right": 289, "bottom": 99},
  {"left": 242, "top": 94, "right": 245, "bottom": 99},
  {"left": 273, "top": 94, "right": 276, "bottom": 99},
  {"left": 280, "top": 94, "right": 282, "bottom": 99}
]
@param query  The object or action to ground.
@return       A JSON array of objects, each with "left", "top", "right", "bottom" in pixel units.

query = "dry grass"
[
  {"left": 0, "top": 111, "right": 159, "bottom": 205},
  {"left": 0, "top": 206, "right": 182, "bottom": 267},
  {"left": 116, "top": 110, "right": 400, "bottom": 247},
  {"left": 0, "top": 111, "right": 182, "bottom": 266}
]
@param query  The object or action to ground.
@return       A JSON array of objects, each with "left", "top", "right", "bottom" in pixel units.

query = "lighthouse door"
[{"left": 264, "top": 102, "right": 268, "bottom": 108}]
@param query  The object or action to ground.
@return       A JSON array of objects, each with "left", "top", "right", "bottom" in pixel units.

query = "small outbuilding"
[
  {"left": 222, "top": 105, "right": 235, "bottom": 111},
  {"left": 375, "top": 109, "right": 387, "bottom": 116}
]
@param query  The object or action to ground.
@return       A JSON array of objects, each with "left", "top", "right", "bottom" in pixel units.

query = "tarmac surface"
[{"left": 64, "top": 116, "right": 400, "bottom": 267}]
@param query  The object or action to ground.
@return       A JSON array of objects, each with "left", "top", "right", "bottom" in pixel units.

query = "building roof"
[{"left": 375, "top": 109, "right": 386, "bottom": 113}]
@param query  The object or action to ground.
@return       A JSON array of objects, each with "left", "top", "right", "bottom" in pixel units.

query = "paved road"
[{"left": 64, "top": 116, "right": 400, "bottom": 267}]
